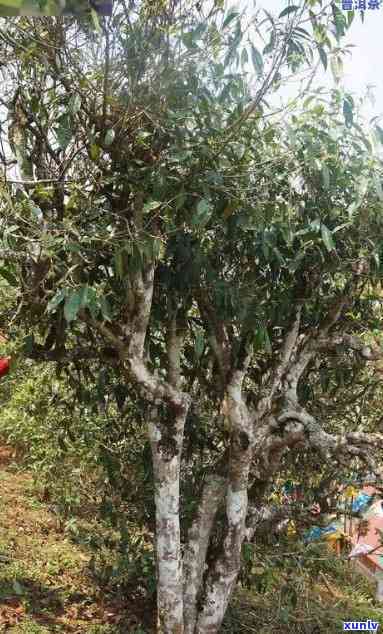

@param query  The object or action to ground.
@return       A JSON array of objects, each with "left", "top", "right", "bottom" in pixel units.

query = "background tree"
[
  {"left": 0, "top": 0, "right": 113, "bottom": 17},
  {"left": 1, "top": 2, "right": 383, "bottom": 632}
]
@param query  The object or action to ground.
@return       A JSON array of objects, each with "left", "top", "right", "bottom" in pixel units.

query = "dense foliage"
[
  {"left": 0, "top": 1, "right": 113, "bottom": 17},
  {"left": 1, "top": 2, "right": 383, "bottom": 632}
]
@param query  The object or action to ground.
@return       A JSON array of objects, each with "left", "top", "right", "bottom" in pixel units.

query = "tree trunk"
[
  {"left": 183, "top": 475, "right": 226, "bottom": 634},
  {"left": 148, "top": 407, "right": 188, "bottom": 634},
  {"left": 195, "top": 375, "right": 254, "bottom": 633}
]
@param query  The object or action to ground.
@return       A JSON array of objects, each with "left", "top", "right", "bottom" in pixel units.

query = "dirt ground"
[{"left": 0, "top": 444, "right": 152, "bottom": 633}]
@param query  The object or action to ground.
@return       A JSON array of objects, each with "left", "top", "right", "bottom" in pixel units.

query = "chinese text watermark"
[{"left": 342, "top": 1, "right": 381, "bottom": 10}]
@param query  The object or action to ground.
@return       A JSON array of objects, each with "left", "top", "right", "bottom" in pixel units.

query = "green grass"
[
  {"left": 1, "top": 446, "right": 382, "bottom": 633},
  {"left": 223, "top": 542, "right": 383, "bottom": 633},
  {"left": 0, "top": 464, "right": 152, "bottom": 632}
]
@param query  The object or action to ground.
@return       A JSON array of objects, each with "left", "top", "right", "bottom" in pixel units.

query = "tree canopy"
[
  {"left": 1, "top": 2, "right": 383, "bottom": 632},
  {"left": 0, "top": 0, "right": 113, "bottom": 16}
]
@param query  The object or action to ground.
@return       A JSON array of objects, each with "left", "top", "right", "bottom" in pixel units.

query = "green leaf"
[
  {"left": 374, "top": 125, "right": 383, "bottom": 145},
  {"left": 30, "top": 204, "right": 43, "bottom": 221},
  {"left": 90, "top": 144, "right": 101, "bottom": 161},
  {"left": 191, "top": 199, "right": 212, "bottom": 227},
  {"left": 263, "top": 30, "right": 276, "bottom": 56},
  {"left": 191, "top": 22, "right": 207, "bottom": 42},
  {"left": 222, "top": 9, "right": 239, "bottom": 30},
  {"left": 272, "top": 246, "right": 285, "bottom": 265},
  {"left": 90, "top": 7, "right": 101, "bottom": 32},
  {"left": 241, "top": 47, "right": 248, "bottom": 66},
  {"left": 332, "top": 222, "right": 351, "bottom": 234},
  {"left": 69, "top": 93, "right": 81, "bottom": 115},
  {"left": 318, "top": 46, "right": 327, "bottom": 71},
  {"left": 182, "top": 31, "right": 199, "bottom": 50},
  {"left": 250, "top": 44, "right": 263, "bottom": 76},
  {"left": 279, "top": 5, "right": 299, "bottom": 18},
  {"left": 151, "top": 238, "right": 162, "bottom": 259},
  {"left": 320, "top": 368, "right": 330, "bottom": 393},
  {"left": 114, "top": 250, "right": 126, "bottom": 279},
  {"left": 254, "top": 326, "right": 271, "bottom": 353},
  {"left": 343, "top": 97, "right": 354, "bottom": 128},
  {"left": 143, "top": 200, "right": 162, "bottom": 213},
  {"left": 285, "top": 124, "right": 296, "bottom": 147},
  {"left": 280, "top": 225, "right": 294, "bottom": 246},
  {"left": 86, "top": 287, "right": 99, "bottom": 319},
  {"left": 175, "top": 191, "right": 186, "bottom": 211},
  {"left": 347, "top": 10, "right": 355, "bottom": 27},
  {"left": 332, "top": 3, "right": 346, "bottom": 41},
  {"left": 104, "top": 128, "right": 115, "bottom": 146},
  {"left": 0, "top": 266, "right": 18, "bottom": 286},
  {"left": 12, "top": 580, "right": 24, "bottom": 596},
  {"left": 242, "top": 542, "right": 253, "bottom": 563},
  {"left": 347, "top": 201, "right": 359, "bottom": 218},
  {"left": 347, "top": 175, "right": 369, "bottom": 217},
  {"left": 56, "top": 116, "right": 72, "bottom": 151},
  {"left": 47, "top": 288, "right": 67, "bottom": 313},
  {"left": 321, "top": 224, "right": 335, "bottom": 252},
  {"left": 23, "top": 334, "right": 34, "bottom": 355},
  {"left": 321, "top": 164, "right": 330, "bottom": 189},
  {"left": 194, "top": 331, "right": 205, "bottom": 360},
  {"left": 373, "top": 173, "right": 383, "bottom": 201},
  {"left": 198, "top": 196, "right": 211, "bottom": 216},
  {"left": 97, "top": 367, "right": 107, "bottom": 396},
  {"left": 77, "top": 285, "right": 91, "bottom": 308},
  {"left": 100, "top": 296, "right": 112, "bottom": 321},
  {"left": 30, "top": 95, "right": 39, "bottom": 113},
  {"left": 64, "top": 290, "right": 83, "bottom": 323},
  {"left": 65, "top": 242, "right": 81, "bottom": 253},
  {"left": 114, "top": 383, "right": 128, "bottom": 411},
  {"left": 293, "top": 26, "right": 311, "bottom": 41},
  {"left": 330, "top": 55, "right": 343, "bottom": 84},
  {"left": 310, "top": 218, "right": 321, "bottom": 233}
]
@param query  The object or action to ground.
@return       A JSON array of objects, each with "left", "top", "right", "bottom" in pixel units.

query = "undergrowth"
[{"left": 223, "top": 541, "right": 382, "bottom": 633}]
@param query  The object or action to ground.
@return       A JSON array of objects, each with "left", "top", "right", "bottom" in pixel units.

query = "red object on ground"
[{"left": 0, "top": 357, "right": 10, "bottom": 378}]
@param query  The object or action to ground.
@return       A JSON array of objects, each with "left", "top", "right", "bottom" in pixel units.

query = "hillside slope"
[{"left": 0, "top": 444, "right": 382, "bottom": 633}]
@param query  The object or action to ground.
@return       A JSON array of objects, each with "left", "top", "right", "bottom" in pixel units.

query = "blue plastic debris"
[
  {"left": 351, "top": 493, "right": 372, "bottom": 513},
  {"left": 304, "top": 524, "right": 338, "bottom": 543}
]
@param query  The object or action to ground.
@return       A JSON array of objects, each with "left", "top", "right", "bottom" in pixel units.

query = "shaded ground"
[
  {"left": 0, "top": 445, "right": 153, "bottom": 633},
  {"left": 1, "top": 442, "right": 383, "bottom": 633},
  {"left": 222, "top": 543, "right": 383, "bottom": 633}
]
